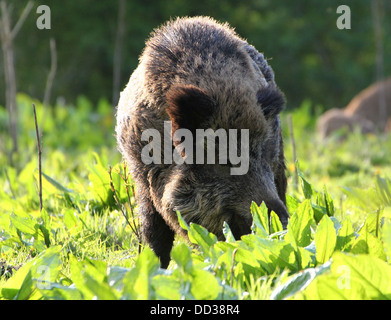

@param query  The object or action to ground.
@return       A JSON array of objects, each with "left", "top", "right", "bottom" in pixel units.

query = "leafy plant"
[{"left": 1, "top": 96, "right": 391, "bottom": 300}]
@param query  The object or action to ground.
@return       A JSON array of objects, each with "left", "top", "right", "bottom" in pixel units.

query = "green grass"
[{"left": 0, "top": 95, "right": 390, "bottom": 300}]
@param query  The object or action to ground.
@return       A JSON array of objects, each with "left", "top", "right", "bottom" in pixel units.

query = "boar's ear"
[
  {"left": 166, "top": 84, "right": 215, "bottom": 133},
  {"left": 257, "top": 86, "right": 286, "bottom": 118}
]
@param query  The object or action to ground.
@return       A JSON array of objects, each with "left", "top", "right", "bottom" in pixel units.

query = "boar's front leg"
[
  {"left": 274, "top": 129, "right": 287, "bottom": 206},
  {"left": 139, "top": 198, "right": 175, "bottom": 269}
]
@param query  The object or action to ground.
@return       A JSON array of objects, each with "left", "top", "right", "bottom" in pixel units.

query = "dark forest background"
[{"left": 1, "top": 0, "right": 390, "bottom": 111}]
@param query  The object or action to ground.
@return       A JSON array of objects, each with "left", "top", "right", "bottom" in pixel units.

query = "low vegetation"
[{"left": 0, "top": 95, "right": 390, "bottom": 300}]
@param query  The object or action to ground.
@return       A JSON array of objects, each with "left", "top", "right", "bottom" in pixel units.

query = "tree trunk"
[
  {"left": 371, "top": 0, "right": 387, "bottom": 130},
  {"left": 112, "top": 0, "right": 126, "bottom": 107},
  {"left": 0, "top": 0, "right": 33, "bottom": 160},
  {"left": 0, "top": 1, "right": 18, "bottom": 155},
  {"left": 43, "top": 38, "right": 57, "bottom": 108}
]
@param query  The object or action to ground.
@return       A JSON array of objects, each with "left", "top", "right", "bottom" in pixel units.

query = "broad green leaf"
[
  {"left": 1, "top": 246, "right": 62, "bottom": 300},
  {"left": 42, "top": 172, "right": 74, "bottom": 194},
  {"left": 287, "top": 221, "right": 302, "bottom": 269},
  {"left": 38, "top": 283, "right": 84, "bottom": 300},
  {"left": 223, "top": 221, "right": 236, "bottom": 243},
  {"left": 323, "top": 185, "right": 335, "bottom": 216},
  {"left": 375, "top": 175, "right": 391, "bottom": 206},
  {"left": 296, "top": 163, "right": 313, "bottom": 199},
  {"left": 176, "top": 211, "right": 190, "bottom": 232},
  {"left": 10, "top": 215, "right": 38, "bottom": 236},
  {"left": 312, "top": 204, "right": 327, "bottom": 223},
  {"left": 286, "top": 194, "right": 299, "bottom": 215},
  {"left": 152, "top": 275, "right": 181, "bottom": 300},
  {"left": 64, "top": 209, "right": 79, "bottom": 230},
  {"left": 270, "top": 211, "right": 283, "bottom": 234},
  {"left": 298, "top": 253, "right": 391, "bottom": 300},
  {"left": 208, "top": 242, "right": 231, "bottom": 271},
  {"left": 289, "top": 231, "right": 314, "bottom": 271},
  {"left": 336, "top": 217, "right": 355, "bottom": 251},
  {"left": 14, "top": 270, "right": 42, "bottom": 300},
  {"left": 251, "top": 201, "right": 269, "bottom": 237},
  {"left": 188, "top": 223, "right": 217, "bottom": 255},
  {"left": 171, "top": 243, "right": 193, "bottom": 273},
  {"left": 315, "top": 215, "right": 337, "bottom": 264},
  {"left": 271, "top": 262, "right": 330, "bottom": 300},
  {"left": 9, "top": 214, "right": 47, "bottom": 251},
  {"left": 33, "top": 246, "right": 63, "bottom": 283},
  {"left": 242, "top": 235, "right": 298, "bottom": 273},
  {"left": 360, "top": 210, "right": 382, "bottom": 237},
  {"left": 351, "top": 229, "right": 386, "bottom": 261},
  {"left": 69, "top": 256, "right": 107, "bottom": 299},
  {"left": 383, "top": 218, "right": 391, "bottom": 261},
  {"left": 84, "top": 273, "right": 119, "bottom": 300},
  {"left": 235, "top": 247, "right": 262, "bottom": 269},
  {"left": 1, "top": 262, "right": 32, "bottom": 300},
  {"left": 107, "top": 266, "right": 130, "bottom": 291},
  {"left": 190, "top": 269, "right": 220, "bottom": 300},
  {"left": 286, "top": 199, "right": 314, "bottom": 247},
  {"left": 122, "top": 247, "right": 159, "bottom": 300}
]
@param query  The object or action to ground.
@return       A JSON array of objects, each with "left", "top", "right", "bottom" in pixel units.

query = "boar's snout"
[{"left": 263, "top": 198, "right": 289, "bottom": 229}]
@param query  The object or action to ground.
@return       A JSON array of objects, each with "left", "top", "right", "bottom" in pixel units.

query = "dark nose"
[{"left": 264, "top": 198, "right": 289, "bottom": 229}]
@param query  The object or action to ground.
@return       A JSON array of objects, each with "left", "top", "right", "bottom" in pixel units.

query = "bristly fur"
[
  {"left": 166, "top": 84, "right": 216, "bottom": 134},
  {"left": 116, "top": 16, "right": 289, "bottom": 268},
  {"left": 257, "top": 86, "right": 286, "bottom": 118}
]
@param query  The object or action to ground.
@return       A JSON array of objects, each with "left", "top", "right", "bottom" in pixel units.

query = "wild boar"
[
  {"left": 317, "top": 77, "right": 391, "bottom": 139},
  {"left": 116, "top": 16, "right": 289, "bottom": 267}
]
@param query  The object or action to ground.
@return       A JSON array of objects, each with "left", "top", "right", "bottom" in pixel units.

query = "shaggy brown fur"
[
  {"left": 116, "top": 16, "right": 289, "bottom": 268},
  {"left": 317, "top": 108, "right": 375, "bottom": 139},
  {"left": 345, "top": 77, "right": 391, "bottom": 130},
  {"left": 317, "top": 77, "right": 391, "bottom": 139}
]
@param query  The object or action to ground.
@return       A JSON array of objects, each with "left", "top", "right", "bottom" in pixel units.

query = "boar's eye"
[{"left": 256, "top": 86, "right": 286, "bottom": 118}]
